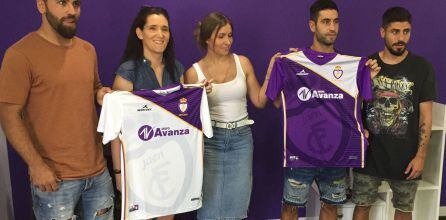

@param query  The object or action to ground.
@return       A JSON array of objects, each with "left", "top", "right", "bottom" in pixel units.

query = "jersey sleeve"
[
  {"left": 199, "top": 87, "right": 213, "bottom": 138},
  {"left": 0, "top": 48, "right": 32, "bottom": 105},
  {"left": 356, "top": 57, "right": 373, "bottom": 101},
  {"left": 97, "top": 92, "right": 123, "bottom": 144},
  {"left": 419, "top": 60, "right": 437, "bottom": 102},
  {"left": 266, "top": 58, "right": 284, "bottom": 101}
]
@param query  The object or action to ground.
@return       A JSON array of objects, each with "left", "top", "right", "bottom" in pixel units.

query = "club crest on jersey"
[
  {"left": 179, "top": 98, "right": 188, "bottom": 112},
  {"left": 333, "top": 65, "right": 343, "bottom": 79},
  {"left": 178, "top": 97, "right": 189, "bottom": 117},
  {"left": 138, "top": 125, "right": 190, "bottom": 141}
]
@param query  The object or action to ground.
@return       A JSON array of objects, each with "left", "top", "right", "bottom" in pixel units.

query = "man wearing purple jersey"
[
  {"left": 352, "top": 7, "right": 436, "bottom": 220},
  {"left": 265, "top": 0, "right": 380, "bottom": 219}
]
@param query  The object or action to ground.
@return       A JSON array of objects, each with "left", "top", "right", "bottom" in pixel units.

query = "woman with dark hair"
[
  {"left": 184, "top": 12, "right": 278, "bottom": 219},
  {"left": 110, "top": 6, "right": 184, "bottom": 220},
  {"left": 113, "top": 6, "right": 183, "bottom": 91}
]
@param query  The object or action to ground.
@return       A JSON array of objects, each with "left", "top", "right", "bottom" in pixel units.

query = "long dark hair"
[{"left": 120, "top": 6, "right": 177, "bottom": 83}]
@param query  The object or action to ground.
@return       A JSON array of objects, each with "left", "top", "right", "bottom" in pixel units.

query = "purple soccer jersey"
[
  {"left": 266, "top": 48, "right": 372, "bottom": 168},
  {"left": 98, "top": 84, "right": 213, "bottom": 219}
]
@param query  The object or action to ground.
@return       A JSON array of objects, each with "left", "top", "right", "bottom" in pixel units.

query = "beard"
[
  {"left": 385, "top": 39, "right": 407, "bottom": 56},
  {"left": 45, "top": 10, "right": 78, "bottom": 39},
  {"left": 315, "top": 31, "right": 337, "bottom": 46}
]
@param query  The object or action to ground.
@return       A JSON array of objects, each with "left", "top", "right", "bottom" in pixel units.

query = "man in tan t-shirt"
[{"left": 0, "top": 0, "right": 114, "bottom": 219}]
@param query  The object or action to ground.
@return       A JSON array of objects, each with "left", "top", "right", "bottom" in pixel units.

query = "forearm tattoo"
[{"left": 418, "top": 122, "right": 428, "bottom": 149}]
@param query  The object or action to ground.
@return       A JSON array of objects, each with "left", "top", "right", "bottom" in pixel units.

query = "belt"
[{"left": 211, "top": 117, "right": 254, "bottom": 129}]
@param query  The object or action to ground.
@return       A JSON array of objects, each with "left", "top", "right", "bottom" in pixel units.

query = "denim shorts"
[
  {"left": 31, "top": 169, "right": 114, "bottom": 220},
  {"left": 283, "top": 167, "right": 347, "bottom": 206},
  {"left": 352, "top": 171, "right": 418, "bottom": 212},
  {"left": 197, "top": 126, "right": 253, "bottom": 220}
]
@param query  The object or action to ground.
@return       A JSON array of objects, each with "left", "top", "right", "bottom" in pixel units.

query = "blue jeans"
[
  {"left": 31, "top": 169, "right": 114, "bottom": 220},
  {"left": 197, "top": 126, "right": 253, "bottom": 220},
  {"left": 283, "top": 167, "right": 347, "bottom": 206}
]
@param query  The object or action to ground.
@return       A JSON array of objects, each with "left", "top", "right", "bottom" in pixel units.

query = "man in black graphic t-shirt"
[{"left": 352, "top": 7, "right": 437, "bottom": 220}]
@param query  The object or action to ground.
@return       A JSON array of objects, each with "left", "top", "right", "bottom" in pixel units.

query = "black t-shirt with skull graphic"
[{"left": 355, "top": 52, "right": 437, "bottom": 180}]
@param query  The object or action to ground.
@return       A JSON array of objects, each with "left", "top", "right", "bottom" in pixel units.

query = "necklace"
[{"left": 202, "top": 56, "right": 234, "bottom": 83}]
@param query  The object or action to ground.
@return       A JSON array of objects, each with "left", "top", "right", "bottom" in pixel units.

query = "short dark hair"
[
  {"left": 310, "top": 0, "right": 339, "bottom": 22},
  {"left": 194, "top": 12, "right": 233, "bottom": 50},
  {"left": 382, "top": 7, "right": 412, "bottom": 28}
]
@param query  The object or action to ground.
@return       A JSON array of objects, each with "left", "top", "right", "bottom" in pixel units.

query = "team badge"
[
  {"left": 333, "top": 65, "right": 343, "bottom": 79},
  {"left": 179, "top": 98, "right": 188, "bottom": 113}
]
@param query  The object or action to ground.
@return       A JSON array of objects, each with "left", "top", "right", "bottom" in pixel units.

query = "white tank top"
[{"left": 193, "top": 54, "right": 248, "bottom": 122}]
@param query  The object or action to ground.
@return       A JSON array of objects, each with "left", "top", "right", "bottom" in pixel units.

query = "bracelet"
[{"left": 113, "top": 169, "right": 121, "bottom": 174}]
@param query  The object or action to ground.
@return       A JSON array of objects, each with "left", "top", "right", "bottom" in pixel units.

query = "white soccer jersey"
[{"left": 97, "top": 84, "right": 212, "bottom": 219}]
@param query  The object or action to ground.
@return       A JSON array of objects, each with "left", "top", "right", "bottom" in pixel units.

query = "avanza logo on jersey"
[
  {"left": 297, "top": 87, "right": 344, "bottom": 101},
  {"left": 138, "top": 125, "right": 190, "bottom": 141}
]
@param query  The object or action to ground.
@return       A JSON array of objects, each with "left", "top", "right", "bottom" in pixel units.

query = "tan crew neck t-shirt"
[{"left": 0, "top": 32, "right": 106, "bottom": 179}]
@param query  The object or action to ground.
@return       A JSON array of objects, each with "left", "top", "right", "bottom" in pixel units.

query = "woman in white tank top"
[{"left": 184, "top": 12, "right": 278, "bottom": 220}]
